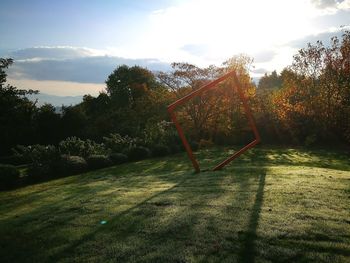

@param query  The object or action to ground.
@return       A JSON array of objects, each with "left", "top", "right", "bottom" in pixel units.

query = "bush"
[
  {"left": 109, "top": 153, "right": 128, "bottom": 165},
  {"left": 0, "top": 154, "right": 28, "bottom": 165},
  {"left": 305, "top": 134, "right": 317, "bottom": 147},
  {"left": 198, "top": 139, "right": 214, "bottom": 149},
  {"left": 27, "top": 165, "right": 51, "bottom": 181},
  {"left": 0, "top": 164, "right": 20, "bottom": 189},
  {"left": 151, "top": 144, "right": 170, "bottom": 157},
  {"left": 58, "top": 155, "right": 88, "bottom": 175},
  {"left": 169, "top": 144, "right": 182, "bottom": 154},
  {"left": 103, "top": 133, "right": 138, "bottom": 153},
  {"left": 13, "top": 144, "right": 58, "bottom": 164},
  {"left": 59, "top": 137, "right": 105, "bottom": 158},
  {"left": 128, "top": 146, "right": 151, "bottom": 161},
  {"left": 86, "top": 155, "right": 112, "bottom": 170},
  {"left": 189, "top": 141, "right": 199, "bottom": 151},
  {"left": 17, "top": 145, "right": 60, "bottom": 181},
  {"left": 143, "top": 121, "right": 179, "bottom": 147}
]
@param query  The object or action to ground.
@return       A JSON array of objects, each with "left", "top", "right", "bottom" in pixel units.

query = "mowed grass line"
[{"left": 0, "top": 147, "right": 349, "bottom": 262}]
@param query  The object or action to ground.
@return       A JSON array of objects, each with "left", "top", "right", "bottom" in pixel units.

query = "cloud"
[
  {"left": 7, "top": 47, "right": 171, "bottom": 84},
  {"left": 311, "top": 0, "right": 350, "bottom": 11},
  {"left": 338, "top": 0, "right": 350, "bottom": 9},
  {"left": 253, "top": 50, "right": 277, "bottom": 63},
  {"left": 288, "top": 28, "right": 344, "bottom": 48},
  {"left": 312, "top": 9, "right": 350, "bottom": 28},
  {"left": 311, "top": 0, "right": 338, "bottom": 9},
  {"left": 181, "top": 44, "right": 210, "bottom": 57},
  {"left": 11, "top": 46, "right": 105, "bottom": 60},
  {"left": 7, "top": 78, "right": 104, "bottom": 96}
]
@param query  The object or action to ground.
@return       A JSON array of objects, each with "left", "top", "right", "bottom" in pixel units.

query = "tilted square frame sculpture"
[{"left": 167, "top": 70, "right": 261, "bottom": 173}]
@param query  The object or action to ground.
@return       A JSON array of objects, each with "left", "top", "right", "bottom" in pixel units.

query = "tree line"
[{"left": 1, "top": 31, "right": 349, "bottom": 159}]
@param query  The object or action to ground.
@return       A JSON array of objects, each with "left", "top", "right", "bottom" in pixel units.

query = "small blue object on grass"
[{"left": 100, "top": 220, "right": 107, "bottom": 225}]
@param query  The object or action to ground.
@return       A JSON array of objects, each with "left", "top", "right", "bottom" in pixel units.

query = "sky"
[{"left": 1, "top": 0, "right": 350, "bottom": 98}]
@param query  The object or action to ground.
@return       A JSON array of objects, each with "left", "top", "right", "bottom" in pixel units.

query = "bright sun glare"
[{"left": 142, "top": 0, "right": 321, "bottom": 68}]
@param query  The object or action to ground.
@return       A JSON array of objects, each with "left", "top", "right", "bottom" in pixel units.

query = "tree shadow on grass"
[
  {"left": 1, "top": 148, "right": 271, "bottom": 262},
  {"left": 49, "top": 166, "right": 263, "bottom": 262},
  {"left": 239, "top": 171, "right": 266, "bottom": 263},
  {"left": 49, "top": 177, "right": 192, "bottom": 261}
]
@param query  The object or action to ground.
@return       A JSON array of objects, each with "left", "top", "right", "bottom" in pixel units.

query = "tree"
[
  {"left": 60, "top": 106, "right": 88, "bottom": 139},
  {"left": 35, "top": 104, "right": 61, "bottom": 144},
  {"left": 0, "top": 58, "right": 13, "bottom": 87},
  {"left": 158, "top": 62, "right": 223, "bottom": 139},
  {"left": 272, "top": 30, "right": 350, "bottom": 144},
  {"left": 106, "top": 65, "right": 158, "bottom": 108},
  {"left": 0, "top": 58, "right": 38, "bottom": 155},
  {"left": 258, "top": 70, "right": 282, "bottom": 90},
  {"left": 158, "top": 56, "right": 256, "bottom": 143},
  {"left": 103, "top": 65, "right": 171, "bottom": 137}
]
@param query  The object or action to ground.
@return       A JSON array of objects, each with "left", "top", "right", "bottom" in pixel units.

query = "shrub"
[
  {"left": 27, "top": 165, "right": 51, "bottom": 181},
  {"left": 169, "top": 144, "right": 182, "bottom": 154},
  {"left": 86, "top": 155, "right": 112, "bottom": 170},
  {"left": 109, "top": 153, "right": 128, "bottom": 165},
  {"left": 143, "top": 121, "right": 168, "bottom": 145},
  {"left": 128, "top": 146, "right": 151, "bottom": 161},
  {"left": 17, "top": 145, "right": 60, "bottom": 181},
  {"left": 151, "top": 144, "right": 170, "bottom": 157},
  {"left": 305, "top": 134, "right": 317, "bottom": 147},
  {"left": 189, "top": 141, "right": 199, "bottom": 151},
  {"left": 143, "top": 121, "right": 179, "bottom": 147},
  {"left": 59, "top": 137, "right": 105, "bottom": 158},
  {"left": 198, "top": 139, "right": 214, "bottom": 149},
  {"left": 103, "top": 133, "right": 138, "bottom": 153},
  {"left": 0, "top": 164, "right": 20, "bottom": 189},
  {"left": 0, "top": 154, "right": 28, "bottom": 165},
  {"left": 58, "top": 155, "right": 88, "bottom": 175},
  {"left": 13, "top": 144, "right": 58, "bottom": 163}
]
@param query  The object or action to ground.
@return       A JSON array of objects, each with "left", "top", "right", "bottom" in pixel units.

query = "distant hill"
[{"left": 26, "top": 93, "right": 83, "bottom": 107}]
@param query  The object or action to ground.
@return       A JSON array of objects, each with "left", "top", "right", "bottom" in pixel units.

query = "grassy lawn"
[{"left": 0, "top": 146, "right": 349, "bottom": 262}]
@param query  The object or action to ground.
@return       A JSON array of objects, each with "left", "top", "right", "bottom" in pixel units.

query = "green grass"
[{"left": 0, "top": 146, "right": 349, "bottom": 262}]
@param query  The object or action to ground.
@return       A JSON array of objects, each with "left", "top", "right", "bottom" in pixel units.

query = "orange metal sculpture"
[{"left": 167, "top": 70, "right": 260, "bottom": 173}]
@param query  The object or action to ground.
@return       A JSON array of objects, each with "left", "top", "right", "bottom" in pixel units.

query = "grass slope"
[{"left": 0, "top": 147, "right": 349, "bottom": 262}]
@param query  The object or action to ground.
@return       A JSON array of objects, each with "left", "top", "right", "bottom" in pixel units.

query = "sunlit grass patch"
[{"left": 0, "top": 147, "right": 349, "bottom": 262}]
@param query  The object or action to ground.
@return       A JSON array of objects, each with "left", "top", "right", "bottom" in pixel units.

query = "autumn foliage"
[{"left": 0, "top": 31, "right": 349, "bottom": 158}]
